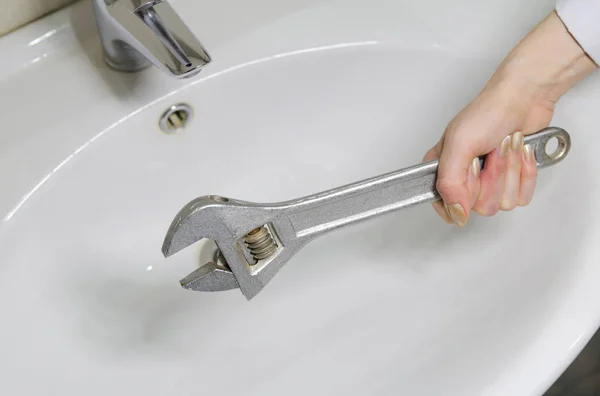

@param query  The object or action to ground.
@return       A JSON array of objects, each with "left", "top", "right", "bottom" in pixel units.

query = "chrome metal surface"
[
  {"left": 159, "top": 103, "right": 193, "bottom": 133},
  {"left": 180, "top": 249, "right": 239, "bottom": 292},
  {"left": 162, "top": 127, "right": 571, "bottom": 300},
  {"left": 91, "top": 0, "right": 211, "bottom": 77}
]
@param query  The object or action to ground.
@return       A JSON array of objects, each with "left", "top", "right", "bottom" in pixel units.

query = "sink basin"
[{"left": 1, "top": 0, "right": 600, "bottom": 395}]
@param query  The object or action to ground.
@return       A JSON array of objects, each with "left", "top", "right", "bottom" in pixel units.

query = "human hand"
[{"left": 425, "top": 11, "right": 597, "bottom": 227}]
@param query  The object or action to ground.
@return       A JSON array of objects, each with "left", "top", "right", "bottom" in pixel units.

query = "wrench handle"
[{"left": 284, "top": 127, "right": 570, "bottom": 240}]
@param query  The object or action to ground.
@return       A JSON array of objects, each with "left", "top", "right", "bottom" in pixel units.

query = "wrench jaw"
[
  {"left": 162, "top": 196, "right": 224, "bottom": 258},
  {"left": 161, "top": 195, "right": 245, "bottom": 294},
  {"left": 162, "top": 195, "right": 305, "bottom": 300},
  {"left": 179, "top": 255, "right": 240, "bottom": 292}
]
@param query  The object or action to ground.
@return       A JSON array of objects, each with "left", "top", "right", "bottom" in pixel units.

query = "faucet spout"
[{"left": 92, "top": 0, "right": 211, "bottom": 78}]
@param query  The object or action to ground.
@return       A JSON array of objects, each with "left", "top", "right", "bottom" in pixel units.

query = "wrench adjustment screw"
[{"left": 244, "top": 226, "right": 278, "bottom": 264}]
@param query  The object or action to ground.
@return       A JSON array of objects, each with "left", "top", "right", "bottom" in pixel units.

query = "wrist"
[{"left": 487, "top": 11, "right": 597, "bottom": 105}]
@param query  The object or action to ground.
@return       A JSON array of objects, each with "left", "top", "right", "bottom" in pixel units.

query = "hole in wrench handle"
[{"left": 477, "top": 126, "right": 571, "bottom": 170}]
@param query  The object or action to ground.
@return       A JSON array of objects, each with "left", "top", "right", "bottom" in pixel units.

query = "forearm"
[{"left": 486, "top": 11, "right": 598, "bottom": 106}]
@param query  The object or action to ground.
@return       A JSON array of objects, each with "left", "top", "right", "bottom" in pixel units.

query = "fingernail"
[
  {"left": 444, "top": 203, "right": 451, "bottom": 217},
  {"left": 519, "top": 179, "right": 537, "bottom": 207},
  {"left": 469, "top": 159, "right": 482, "bottom": 208},
  {"left": 470, "top": 158, "right": 481, "bottom": 179},
  {"left": 523, "top": 144, "right": 535, "bottom": 163},
  {"left": 511, "top": 132, "right": 524, "bottom": 151},
  {"left": 500, "top": 136, "right": 511, "bottom": 157},
  {"left": 432, "top": 202, "right": 453, "bottom": 224},
  {"left": 447, "top": 203, "right": 467, "bottom": 227}
]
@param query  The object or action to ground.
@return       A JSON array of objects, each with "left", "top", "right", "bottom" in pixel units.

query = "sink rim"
[{"left": 0, "top": 1, "right": 598, "bottom": 395}]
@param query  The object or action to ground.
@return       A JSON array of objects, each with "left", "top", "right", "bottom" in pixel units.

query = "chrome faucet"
[{"left": 92, "top": 0, "right": 211, "bottom": 78}]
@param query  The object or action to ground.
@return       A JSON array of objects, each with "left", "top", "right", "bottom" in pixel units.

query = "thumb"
[{"left": 436, "top": 135, "right": 481, "bottom": 227}]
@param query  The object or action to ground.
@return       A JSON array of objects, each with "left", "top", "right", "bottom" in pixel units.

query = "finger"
[
  {"left": 500, "top": 132, "right": 524, "bottom": 211},
  {"left": 423, "top": 144, "right": 453, "bottom": 224},
  {"left": 473, "top": 136, "right": 511, "bottom": 216},
  {"left": 436, "top": 135, "right": 480, "bottom": 227},
  {"left": 422, "top": 145, "right": 441, "bottom": 163},
  {"left": 518, "top": 144, "right": 538, "bottom": 205},
  {"left": 467, "top": 157, "right": 482, "bottom": 209},
  {"left": 433, "top": 201, "right": 453, "bottom": 224}
]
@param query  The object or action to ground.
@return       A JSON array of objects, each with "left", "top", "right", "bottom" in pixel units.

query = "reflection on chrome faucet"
[{"left": 91, "top": 0, "right": 211, "bottom": 78}]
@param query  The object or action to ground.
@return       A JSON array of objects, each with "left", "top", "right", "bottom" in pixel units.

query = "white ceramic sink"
[{"left": 1, "top": 0, "right": 600, "bottom": 395}]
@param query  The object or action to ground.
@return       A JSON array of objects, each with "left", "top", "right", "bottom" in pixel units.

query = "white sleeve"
[{"left": 556, "top": 0, "right": 600, "bottom": 64}]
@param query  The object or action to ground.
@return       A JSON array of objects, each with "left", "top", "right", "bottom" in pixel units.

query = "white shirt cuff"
[{"left": 556, "top": 0, "right": 600, "bottom": 65}]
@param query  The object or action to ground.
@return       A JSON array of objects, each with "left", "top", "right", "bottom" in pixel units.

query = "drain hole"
[
  {"left": 167, "top": 111, "right": 188, "bottom": 128},
  {"left": 159, "top": 103, "right": 193, "bottom": 133}
]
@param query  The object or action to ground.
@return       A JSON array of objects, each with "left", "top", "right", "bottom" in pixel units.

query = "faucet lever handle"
[
  {"left": 104, "top": 0, "right": 211, "bottom": 78},
  {"left": 135, "top": 2, "right": 194, "bottom": 68}
]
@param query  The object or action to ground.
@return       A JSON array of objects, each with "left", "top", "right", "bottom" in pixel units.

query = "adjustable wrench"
[{"left": 162, "top": 127, "right": 571, "bottom": 300}]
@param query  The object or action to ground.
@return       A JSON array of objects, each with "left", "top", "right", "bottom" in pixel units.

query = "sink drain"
[{"left": 159, "top": 103, "right": 193, "bottom": 133}]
